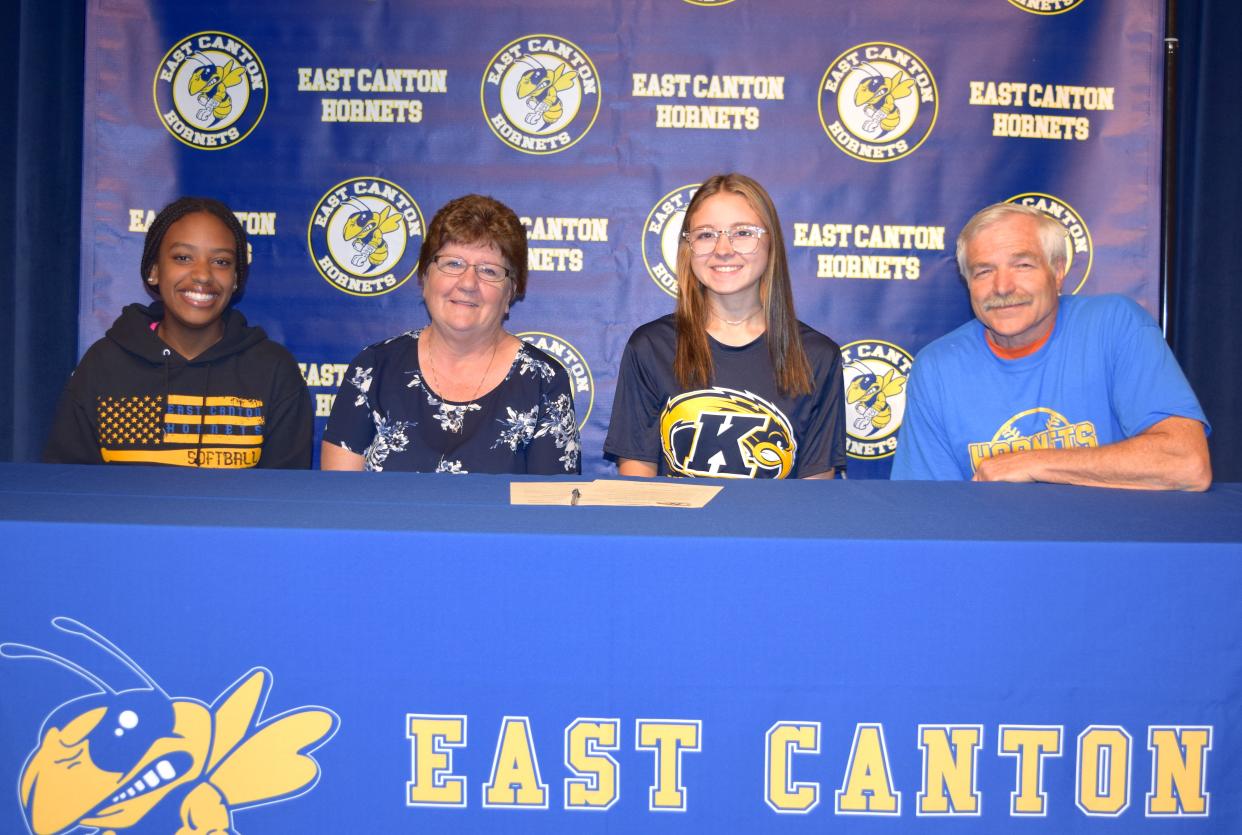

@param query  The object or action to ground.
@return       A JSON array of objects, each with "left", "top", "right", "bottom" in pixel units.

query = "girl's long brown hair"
[{"left": 673, "top": 173, "right": 813, "bottom": 397}]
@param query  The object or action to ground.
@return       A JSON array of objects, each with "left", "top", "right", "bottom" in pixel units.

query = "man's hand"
[
  {"left": 972, "top": 452, "right": 1039, "bottom": 483},
  {"left": 971, "top": 416, "right": 1211, "bottom": 491}
]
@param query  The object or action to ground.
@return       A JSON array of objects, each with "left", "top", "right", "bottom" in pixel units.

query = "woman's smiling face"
[
  {"left": 150, "top": 211, "right": 237, "bottom": 334},
  {"left": 685, "top": 191, "right": 769, "bottom": 304}
]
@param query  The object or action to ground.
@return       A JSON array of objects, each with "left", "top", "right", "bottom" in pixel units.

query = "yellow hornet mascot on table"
[{"left": 2, "top": 618, "right": 338, "bottom": 834}]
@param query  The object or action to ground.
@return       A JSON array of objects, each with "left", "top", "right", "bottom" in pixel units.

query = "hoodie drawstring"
[
  {"left": 197, "top": 363, "right": 213, "bottom": 467},
  {"left": 161, "top": 348, "right": 173, "bottom": 457},
  {"left": 162, "top": 347, "right": 214, "bottom": 467}
]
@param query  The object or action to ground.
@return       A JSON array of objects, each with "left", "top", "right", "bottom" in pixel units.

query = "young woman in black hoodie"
[{"left": 44, "top": 197, "right": 312, "bottom": 468}]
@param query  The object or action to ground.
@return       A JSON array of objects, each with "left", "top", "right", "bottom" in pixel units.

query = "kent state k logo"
[
  {"left": 2, "top": 618, "right": 338, "bottom": 834},
  {"left": 660, "top": 388, "right": 796, "bottom": 478}
]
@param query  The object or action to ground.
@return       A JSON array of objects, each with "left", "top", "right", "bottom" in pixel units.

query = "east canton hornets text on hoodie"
[{"left": 44, "top": 303, "right": 313, "bottom": 468}]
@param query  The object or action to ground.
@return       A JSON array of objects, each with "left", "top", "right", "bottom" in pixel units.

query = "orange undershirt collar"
[{"left": 986, "top": 323, "right": 1052, "bottom": 360}]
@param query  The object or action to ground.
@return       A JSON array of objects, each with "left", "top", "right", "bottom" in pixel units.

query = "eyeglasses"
[
  {"left": 431, "top": 255, "right": 511, "bottom": 283},
  {"left": 681, "top": 224, "right": 768, "bottom": 255}
]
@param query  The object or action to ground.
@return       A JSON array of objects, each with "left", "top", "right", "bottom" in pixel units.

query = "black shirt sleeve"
[{"left": 603, "top": 327, "right": 668, "bottom": 465}]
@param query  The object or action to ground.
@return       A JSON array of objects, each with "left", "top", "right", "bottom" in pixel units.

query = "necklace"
[
  {"left": 423, "top": 329, "right": 500, "bottom": 403},
  {"left": 711, "top": 307, "right": 762, "bottom": 327}
]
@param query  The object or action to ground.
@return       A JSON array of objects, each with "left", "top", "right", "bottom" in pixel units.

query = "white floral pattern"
[
  {"left": 412, "top": 355, "right": 485, "bottom": 433},
  {"left": 350, "top": 366, "right": 373, "bottom": 407},
  {"left": 515, "top": 350, "right": 557, "bottom": 381},
  {"left": 432, "top": 401, "right": 481, "bottom": 433},
  {"left": 541, "top": 393, "right": 581, "bottom": 471},
  {"left": 493, "top": 405, "right": 540, "bottom": 452},
  {"left": 363, "top": 410, "right": 414, "bottom": 472},
  {"left": 490, "top": 394, "right": 581, "bottom": 471}
]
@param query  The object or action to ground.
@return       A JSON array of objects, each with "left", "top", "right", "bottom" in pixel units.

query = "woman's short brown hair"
[{"left": 417, "top": 194, "right": 528, "bottom": 299}]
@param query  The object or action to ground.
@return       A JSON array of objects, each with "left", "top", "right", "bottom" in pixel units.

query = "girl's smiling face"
[
  {"left": 150, "top": 212, "right": 237, "bottom": 336},
  {"left": 685, "top": 191, "right": 769, "bottom": 304}
]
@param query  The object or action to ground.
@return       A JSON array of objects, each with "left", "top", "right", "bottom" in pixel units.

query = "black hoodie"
[{"left": 44, "top": 303, "right": 312, "bottom": 468}]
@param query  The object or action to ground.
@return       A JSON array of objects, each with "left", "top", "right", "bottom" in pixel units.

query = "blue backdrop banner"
[{"left": 80, "top": 0, "right": 1165, "bottom": 476}]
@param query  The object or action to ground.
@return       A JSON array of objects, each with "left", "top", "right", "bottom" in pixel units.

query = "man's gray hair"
[{"left": 955, "top": 202, "right": 1069, "bottom": 279}]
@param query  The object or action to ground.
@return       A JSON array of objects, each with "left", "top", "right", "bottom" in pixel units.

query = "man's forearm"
[{"left": 972, "top": 416, "right": 1211, "bottom": 491}]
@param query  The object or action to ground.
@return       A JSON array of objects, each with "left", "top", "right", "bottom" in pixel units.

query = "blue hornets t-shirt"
[
  {"left": 605, "top": 315, "right": 845, "bottom": 478},
  {"left": 892, "top": 294, "right": 1209, "bottom": 480}
]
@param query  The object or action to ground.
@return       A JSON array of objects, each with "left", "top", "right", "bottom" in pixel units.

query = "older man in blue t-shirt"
[{"left": 892, "top": 202, "right": 1211, "bottom": 491}]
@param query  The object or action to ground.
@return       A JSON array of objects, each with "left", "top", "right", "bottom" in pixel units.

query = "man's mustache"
[{"left": 981, "top": 292, "right": 1034, "bottom": 311}]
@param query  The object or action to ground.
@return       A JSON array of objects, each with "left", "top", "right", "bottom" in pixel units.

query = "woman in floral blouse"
[{"left": 321, "top": 195, "right": 580, "bottom": 474}]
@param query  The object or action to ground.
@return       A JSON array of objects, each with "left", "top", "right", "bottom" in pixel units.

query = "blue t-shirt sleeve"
[
  {"left": 322, "top": 346, "right": 378, "bottom": 455},
  {"left": 890, "top": 352, "right": 967, "bottom": 480},
  {"left": 526, "top": 363, "right": 582, "bottom": 475},
  {"left": 603, "top": 332, "right": 665, "bottom": 464},
  {"left": 1104, "top": 297, "right": 1210, "bottom": 436}
]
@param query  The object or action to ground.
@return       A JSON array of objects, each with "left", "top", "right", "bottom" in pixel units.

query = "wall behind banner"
[{"left": 81, "top": 0, "right": 1164, "bottom": 477}]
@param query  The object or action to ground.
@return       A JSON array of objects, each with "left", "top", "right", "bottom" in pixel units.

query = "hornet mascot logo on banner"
[
  {"left": 642, "top": 184, "right": 700, "bottom": 297},
  {"left": 515, "top": 57, "right": 577, "bottom": 129},
  {"left": 482, "top": 35, "right": 601, "bottom": 155},
  {"left": 2, "top": 618, "right": 338, "bottom": 834},
  {"left": 846, "top": 361, "right": 905, "bottom": 435},
  {"left": 851, "top": 63, "right": 915, "bottom": 137},
  {"left": 819, "top": 42, "right": 938, "bottom": 163},
  {"left": 341, "top": 198, "right": 404, "bottom": 272},
  {"left": 1007, "top": 0, "right": 1086, "bottom": 15},
  {"left": 185, "top": 53, "right": 245, "bottom": 126},
  {"left": 840, "top": 339, "right": 912, "bottom": 460},
  {"left": 308, "top": 177, "right": 425, "bottom": 297},
  {"left": 154, "top": 32, "right": 268, "bottom": 150}
]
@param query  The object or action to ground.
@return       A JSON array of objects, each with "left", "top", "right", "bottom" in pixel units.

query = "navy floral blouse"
[{"left": 324, "top": 329, "right": 580, "bottom": 474}]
